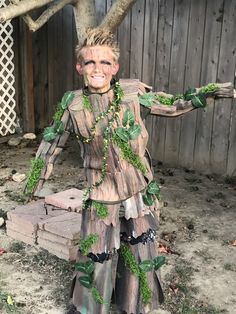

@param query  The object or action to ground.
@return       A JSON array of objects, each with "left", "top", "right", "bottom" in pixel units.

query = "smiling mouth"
[{"left": 91, "top": 75, "right": 105, "bottom": 79}]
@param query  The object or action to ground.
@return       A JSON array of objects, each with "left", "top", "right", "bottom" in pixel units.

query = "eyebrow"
[{"left": 83, "top": 60, "right": 112, "bottom": 66}]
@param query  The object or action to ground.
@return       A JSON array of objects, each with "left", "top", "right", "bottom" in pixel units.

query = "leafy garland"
[
  {"left": 120, "top": 244, "right": 166, "bottom": 304},
  {"left": 43, "top": 91, "right": 74, "bottom": 142},
  {"left": 139, "top": 83, "right": 220, "bottom": 108},
  {"left": 24, "top": 158, "right": 45, "bottom": 195}
]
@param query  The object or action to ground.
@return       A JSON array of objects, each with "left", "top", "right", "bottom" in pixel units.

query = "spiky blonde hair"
[{"left": 76, "top": 28, "right": 120, "bottom": 63}]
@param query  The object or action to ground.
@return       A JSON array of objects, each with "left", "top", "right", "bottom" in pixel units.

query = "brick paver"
[{"left": 45, "top": 188, "right": 84, "bottom": 211}]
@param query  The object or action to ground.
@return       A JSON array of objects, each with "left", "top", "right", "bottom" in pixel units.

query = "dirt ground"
[{"left": 0, "top": 135, "right": 236, "bottom": 314}]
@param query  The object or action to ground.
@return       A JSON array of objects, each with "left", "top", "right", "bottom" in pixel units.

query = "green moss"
[
  {"left": 113, "top": 134, "right": 147, "bottom": 175},
  {"left": 24, "top": 158, "right": 45, "bottom": 195},
  {"left": 156, "top": 95, "right": 174, "bottom": 106},
  {"left": 199, "top": 83, "right": 219, "bottom": 94},
  {"left": 139, "top": 270, "right": 152, "bottom": 304},
  {"left": 120, "top": 244, "right": 152, "bottom": 304},
  {"left": 120, "top": 244, "right": 140, "bottom": 275},
  {"left": 79, "top": 234, "right": 99, "bottom": 256},
  {"left": 92, "top": 201, "right": 109, "bottom": 219},
  {"left": 53, "top": 103, "right": 64, "bottom": 121},
  {"left": 82, "top": 94, "right": 92, "bottom": 111},
  {"left": 91, "top": 286, "right": 105, "bottom": 304}
]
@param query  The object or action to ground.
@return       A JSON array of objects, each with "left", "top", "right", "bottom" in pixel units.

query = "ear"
[
  {"left": 112, "top": 63, "right": 119, "bottom": 75},
  {"left": 76, "top": 63, "right": 83, "bottom": 75}
]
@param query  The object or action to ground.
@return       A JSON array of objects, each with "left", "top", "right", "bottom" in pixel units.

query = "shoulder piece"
[
  {"left": 68, "top": 89, "right": 84, "bottom": 111},
  {"left": 119, "top": 79, "right": 152, "bottom": 97}
]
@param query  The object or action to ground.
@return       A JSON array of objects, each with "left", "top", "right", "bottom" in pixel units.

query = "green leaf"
[
  {"left": 75, "top": 261, "right": 95, "bottom": 274},
  {"left": 128, "top": 124, "right": 141, "bottom": 140},
  {"left": 184, "top": 88, "right": 197, "bottom": 101},
  {"left": 191, "top": 93, "right": 207, "bottom": 108},
  {"left": 115, "top": 127, "right": 130, "bottom": 142},
  {"left": 139, "top": 260, "right": 154, "bottom": 272},
  {"left": 139, "top": 92, "right": 156, "bottom": 107},
  {"left": 43, "top": 126, "right": 57, "bottom": 142},
  {"left": 153, "top": 256, "right": 166, "bottom": 270},
  {"left": 123, "top": 108, "right": 135, "bottom": 127},
  {"left": 54, "top": 120, "right": 64, "bottom": 134},
  {"left": 61, "top": 91, "right": 74, "bottom": 109},
  {"left": 147, "top": 181, "right": 160, "bottom": 195},
  {"left": 78, "top": 275, "right": 93, "bottom": 288},
  {"left": 143, "top": 193, "right": 155, "bottom": 206}
]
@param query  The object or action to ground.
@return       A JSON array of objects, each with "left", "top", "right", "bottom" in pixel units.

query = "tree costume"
[{"left": 25, "top": 78, "right": 234, "bottom": 314}]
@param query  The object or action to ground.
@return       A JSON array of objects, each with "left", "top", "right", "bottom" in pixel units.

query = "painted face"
[{"left": 76, "top": 46, "right": 119, "bottom": 93}]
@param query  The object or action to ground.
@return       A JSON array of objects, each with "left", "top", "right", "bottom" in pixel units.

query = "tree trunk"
[{"left": 72, "top": 0, "right": 97, "bottom": 44}]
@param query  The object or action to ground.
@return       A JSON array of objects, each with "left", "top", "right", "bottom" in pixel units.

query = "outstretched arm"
[
  {"left": 139, "top": 82, "right": 235, "bottom": 118},
  {"left": 24, "top": 92, "right": 74, "bottom": 197}
]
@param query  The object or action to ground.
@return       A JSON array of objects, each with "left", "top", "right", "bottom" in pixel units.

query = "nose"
[{"left": 94, "top": 62, "right": 102, "bottom": 72}]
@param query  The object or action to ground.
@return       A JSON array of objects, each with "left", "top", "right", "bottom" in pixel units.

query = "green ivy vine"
[
  {"left": 142, "top": 180, "right": 161, "bottom": 206},
  {"left": 139, "top": 83, "right": 220, "bottom": 109},
  {"left": 75, "top": 260, "right": 106, "bottom": 304},
  {"left": 43, "top": 91, "right": 74, "bottom": 142},
  {"left": 120, "top": 244, "right": 165, "bottom": 304},
  {"left": 112, "top": 133, "right": 147, "bottom": 175}
]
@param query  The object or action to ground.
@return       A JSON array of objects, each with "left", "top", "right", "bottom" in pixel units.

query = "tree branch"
[
  {"left": 99, "top": 0, "right": 137, "bottom": 32},
  {"left": 22, "top": 0, "right": 74, "bottom": 32},
  {"left": 0, "top": 0, "right": 56, "bottom": 23},
  {"left": 72, "top": 0, "right": 96, "bottom": 44}
]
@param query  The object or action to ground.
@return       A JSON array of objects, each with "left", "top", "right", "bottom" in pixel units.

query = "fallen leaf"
[
  {"left": 0, "top": 247, "right": 7, "bottom": 255},
  {"left": 159, "top": 243, "right": 180, "bottom": 255},
  {"left": 159, "top": 243, "right": 170, "bottom": 254},
  {"left": 231, "top": 240, "right": 236, "bottom": 246},
  {"left": 169, "top": 283, "right": 179, "bottom": 294}
]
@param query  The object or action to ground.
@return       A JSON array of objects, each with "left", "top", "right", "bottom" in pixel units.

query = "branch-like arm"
[
  {"left": 22, "top": 0, "right": 74, "bottom": 32},
  {"left": 139, "top": 82, "right": 236, "bottom": 118},
  {"left": 99, "top": 0, "right": 137, "bottom": 32},
  {"left": 24, "top": 109, "right": 73, "bottom": 197},
  {"left": 0, "top": 0, "right": 55, "bottom": 23}
]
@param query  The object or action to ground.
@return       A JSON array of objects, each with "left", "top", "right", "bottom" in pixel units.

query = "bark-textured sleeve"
[
  {"left": 140, "top": 82, "right": 235, "bottom": 118},
  {"left": 24, "top": 109, "right": 73, "bottom": 196}
]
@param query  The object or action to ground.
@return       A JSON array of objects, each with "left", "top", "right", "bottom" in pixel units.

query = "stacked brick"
[{"left": 6, "top": 188, "right": 83, "bottom": 261}]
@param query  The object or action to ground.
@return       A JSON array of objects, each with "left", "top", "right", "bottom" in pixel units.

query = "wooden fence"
[{"left": 12, "top": 0, "right": 236, "bottom": 175}]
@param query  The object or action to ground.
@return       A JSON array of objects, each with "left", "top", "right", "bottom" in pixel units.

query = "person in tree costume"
[{"left": 25, "top": 29, "right": 235, "bottom": 314}]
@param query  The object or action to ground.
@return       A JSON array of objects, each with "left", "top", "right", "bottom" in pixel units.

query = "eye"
[
  {"left": 101, "top": 60, "right": 112, "bottom": 66},
  {"left": 84, "top": 60, "right": 95, "bottom": 66}
]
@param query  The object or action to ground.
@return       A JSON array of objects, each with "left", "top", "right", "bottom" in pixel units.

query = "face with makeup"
[{"left": 76, "top": 45, "right": 119, "bottom": 93}]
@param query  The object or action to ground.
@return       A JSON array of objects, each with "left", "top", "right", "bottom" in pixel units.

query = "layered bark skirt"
[{"left": 70, "top": 192, "right": 164, "bottom": 314}]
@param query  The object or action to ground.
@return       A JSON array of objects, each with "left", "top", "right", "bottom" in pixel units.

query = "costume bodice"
[{"left": 68, "top": 79, "right": 153, "bottom": 203}]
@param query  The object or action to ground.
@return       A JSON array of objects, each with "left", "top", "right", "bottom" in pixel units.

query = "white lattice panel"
[{"left": 0, "top": 0, "right": 16, "bottom": 136}]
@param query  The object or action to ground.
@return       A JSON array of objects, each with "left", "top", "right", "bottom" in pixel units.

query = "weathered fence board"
[
  {"left": 193, "top": 0, "right": 224, "bottom": 172},
  {"left": 11, "top": 0, "right": 236, "bottom": 175},
  {"left": 178, "top": 0, "right": 206, "bottom": 169},
  {"left": 210, "top": 0, "right": 236, "bottom": 174},
  {"left": 164, "top": 0, "right": 191, "bottom": 166},
  {"left": 141, "top": 0, "right": 159, "bottom": 152},
  {"left": 151, "top": 0, "right": 174, "bottom": 162}
]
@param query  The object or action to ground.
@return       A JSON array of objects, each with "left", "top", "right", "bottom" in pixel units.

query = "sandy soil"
[{"left": 0, "top": 136, "right": 236, "bottom": 314}]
